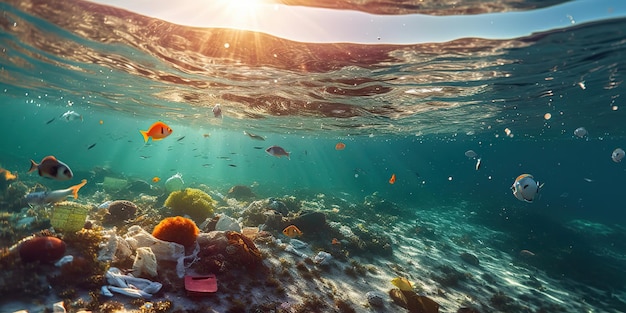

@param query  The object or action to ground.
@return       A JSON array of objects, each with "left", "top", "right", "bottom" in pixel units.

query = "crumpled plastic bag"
[
  {"left": 98, "top": 227, "right": 132, "bottom": 263},
  {"left": 124, "top": 225, "right": 199, "bottom": 278},
  {"left": 132, "top": 247, "right": 158, "bottom": 277},
  {"left": 102, "top": 267, "right": 162, "bottom": 298}
]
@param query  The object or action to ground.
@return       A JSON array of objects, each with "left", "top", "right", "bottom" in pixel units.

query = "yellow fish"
[
  {"left": 282, "top": 225, "right": 303, "bottom": 238},
  {"left": 0, "top": 168, "right": 17, "bottom": 181},
  {"left": 391, "top": 277, "right": 413, "bottom": 291}
]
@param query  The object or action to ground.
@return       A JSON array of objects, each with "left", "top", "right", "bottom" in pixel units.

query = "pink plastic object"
[{"left": 185, "top": 274, "right": 218, "bottom": 295}]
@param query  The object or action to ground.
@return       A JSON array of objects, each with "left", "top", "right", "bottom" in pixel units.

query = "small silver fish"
[
  {"left": 475, "top": 158, "right": 481, "bottom": 171},
  {"left": 266, "top": 145, "right": 290, "bottom": 160},
  {"left": 212, "top": 104, "right": 222, "bottom": 118},
  {"left": 244, "top": 131, "right": 265, "bottom": 141}
]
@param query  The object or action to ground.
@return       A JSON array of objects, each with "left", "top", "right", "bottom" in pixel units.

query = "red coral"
[{"left": 152, "top": 216, "right": 199, "bottom": 247}]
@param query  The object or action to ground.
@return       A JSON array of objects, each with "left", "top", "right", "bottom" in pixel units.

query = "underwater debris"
[
  {"left": 152, "top": 216, "right": 200, "bottom": 248},
  {"left": 164, "top": 188, "right": 216, "bottom": 223},
  {"left": 312, "top": 251, "right": 332, "bottom": 266},
  {"left": 132, "top": 247, "right": 158, "bottom": 277},
  {"left": 164, "top": 173, "right": 184, "bottom": 192},
  {"left": 102, "top": 176, "right": 129, "bottom": 193},
  {"left": 103, "top": 267, "right": 162, "bottom": 298},
  {"left": 50, "top": 201, "right": 91, "bottom": 232},
  {"left": 214, "top": 214, "right": 242, "bottom": 233}
]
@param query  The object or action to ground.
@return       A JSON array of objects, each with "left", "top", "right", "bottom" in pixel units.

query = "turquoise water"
[{"left": 2, "top": 0, "right": 626, "bottom": 311}]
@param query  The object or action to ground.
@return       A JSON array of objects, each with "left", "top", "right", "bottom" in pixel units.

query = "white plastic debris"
[
  {"left": 124, "top": 225, "right": 198, "bottom": 278},
  {"left": 165, "top": 173, "right": 184, "bottom": 192},
  {"left": 98, "top": 200, "right": 112, "bottom": 209},
  {"left": 132, "top": 247, "right": 158, "bottom": 277},
  {"left": 98, "top": 227, "right": 132, "bottom": 262},
  {"left": 103, "top": 267, "right": 162, "bottom": 298},
  {"left": 313, "top": 251, "right": 332, "bottom": 265},
  {"left": 54, "top": 255, "right": 74, "bottom": 267},
  {"left": 124, "top": 225, "right": 184, "bottom": 262},
  {"left": 215, "top": 214, "right": 242, "bottom": 233},
  {"left": 289, "top": 238, "right": 308, "bottom": 249},
  {"left": 284, "top": 244, "right": 308, "bottom": 258}
]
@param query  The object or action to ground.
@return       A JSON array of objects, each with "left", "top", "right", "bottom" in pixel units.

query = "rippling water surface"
[{"left": 1, "top": 0, "right": 626, "bottom": 310}]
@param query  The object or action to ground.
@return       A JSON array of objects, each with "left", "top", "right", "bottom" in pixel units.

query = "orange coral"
[{"left": 152, "top": 216, "right": 199, "bottom": 247}]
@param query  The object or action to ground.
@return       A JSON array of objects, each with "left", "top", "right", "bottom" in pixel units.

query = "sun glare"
[{"left": 215, "top": 0, "right": 266, "bottom": 26}]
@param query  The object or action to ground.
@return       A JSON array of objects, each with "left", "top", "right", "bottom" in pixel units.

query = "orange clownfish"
[
  {"left": 140, "top": 121, "right": 173, "bottom": 143},
  {"left": 282, "top": 225, "right": 303, "bottom": 238},
  {"left": 389, "top": 173, "right": 396, "bottom": 184},
  {"left": 331, "top": 238, "right": 341, "bottom": 245},
  {"left": 335, "top": 142, "right": 346, "bottom": 150},
  {"left": 152, "top": 176, "right": 160, "bottom": 183}
]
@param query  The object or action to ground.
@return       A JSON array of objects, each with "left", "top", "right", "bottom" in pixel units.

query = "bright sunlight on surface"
[{"left": 212, "top": 0, "right": 269, "bottom": 27}]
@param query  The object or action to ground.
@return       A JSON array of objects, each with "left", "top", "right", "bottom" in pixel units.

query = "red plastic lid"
[{"left": 184, "top": 274, "right": 218, "bottom": 293}]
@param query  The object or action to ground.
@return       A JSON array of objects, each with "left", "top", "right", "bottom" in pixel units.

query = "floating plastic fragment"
[
  {"left": 573, "top": 127, "right": 587, "bottom": 138},
  {"left": 165, "top": 173, "right": 184, "bottom": 192},
  {"left": 612, "top": 148, "right": 625, "bottom": 163}
]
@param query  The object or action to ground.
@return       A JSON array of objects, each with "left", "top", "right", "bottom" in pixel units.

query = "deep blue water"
[{"left": 2, "top": 0, "right": 626, "bottom": 311}]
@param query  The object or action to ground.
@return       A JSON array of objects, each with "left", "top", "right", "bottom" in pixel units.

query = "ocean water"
[{"left": 2, "top": 0, "right": 626, "bottom": 312}]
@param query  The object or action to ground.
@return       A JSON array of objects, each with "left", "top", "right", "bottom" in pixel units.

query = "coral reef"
[
  {"left": 104, "top": 200, "right": 139, "bottom": 225},
  {"left": 152, "top": 216, "right": 200, "bottom": 248},
  {"left": 49, "top": 227, "right": 108, "bottom": 292},
  {"left": 0, "top": 247, "right": 49, "bottom": 297},
  {"left": 164, "top": 188, "right": 216, "bottom": 223},
  {"left": 239, "top": 199, "right": 284, "bottom": 230},
  {"left": 224, "top": 231, "right": 264, "bottom": 268},
  {"left": 0, "top": 181, "right": 28, "bottom": 212}
]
